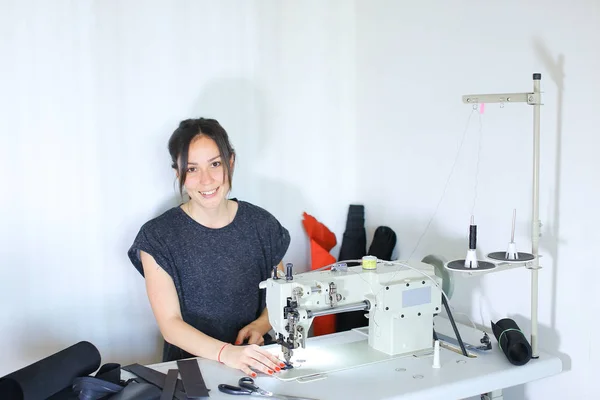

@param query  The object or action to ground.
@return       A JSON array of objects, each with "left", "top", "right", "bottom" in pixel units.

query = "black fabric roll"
[
  {"left": 336, "top": 204, "right": 368, "bottom": 332},
  {"left": 491, "top": 318, "right": 532, "bottom": 366},
  {"left": 338, "top": 204, "right": 366, "bottom": 264},
  {"left": 0, "top": 341, "right": 101, "bottom": 400},
  {"left": 368, "top": 226, "right": 397, "bottom": 260}
]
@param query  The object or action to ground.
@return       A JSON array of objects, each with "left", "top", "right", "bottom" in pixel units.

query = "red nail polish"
[
  {"left": 275, "top": 367, "right": 281, "bottom": 371},
  {"left": 251, "top": 372, "right": 257, "bottom": 377},
  {"left": 268, "top": 370, "right": 273, "bottom": 374},
  {"left": 279, "top": 363, "right": 286, "bottom": 367}
]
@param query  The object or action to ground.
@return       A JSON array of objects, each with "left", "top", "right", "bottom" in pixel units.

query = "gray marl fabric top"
[{"left": 127, "top": 199, "right": 290, "bottom": 362}]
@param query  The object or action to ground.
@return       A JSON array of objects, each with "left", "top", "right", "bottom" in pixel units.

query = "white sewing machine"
[{"left": 260, "top": 260, "right": 443, "bottom": 368}]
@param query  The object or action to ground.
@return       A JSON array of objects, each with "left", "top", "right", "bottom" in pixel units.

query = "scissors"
[{"left": 218, "top": 377, "right": 318, "bottom": 400}]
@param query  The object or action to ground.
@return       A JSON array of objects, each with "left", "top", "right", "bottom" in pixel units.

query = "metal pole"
[
  {"left": 461, "top": 75, "right": 543, "bottom": 358},
  {"left": 308, "top": 301, "right": 370, "bottom": 318},
  {"left": 531, "top": 73, "right": 542, "bottom": 358}
]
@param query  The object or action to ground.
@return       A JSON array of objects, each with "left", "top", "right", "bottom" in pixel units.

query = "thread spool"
[
  {"left": 469, "top": 224, "right": 477, "bottom": 250},
  {"left": 362, "top": 255, "right": 377, "bottom": 270},
  {"left": 446, "top": 215, "right": 496, "bottom": 272}
]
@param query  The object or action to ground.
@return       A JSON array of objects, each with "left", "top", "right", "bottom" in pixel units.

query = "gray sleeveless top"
[{"left": 127, "top": 199, "right": 290, "bottom": 361}]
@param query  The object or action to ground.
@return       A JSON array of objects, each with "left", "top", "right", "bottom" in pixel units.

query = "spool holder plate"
[
  {"left": 487, "top": 252, "right": 535, "bottom": 262},
  {"left": 445, "top": 260, "right": 497, "bottom": 272}
]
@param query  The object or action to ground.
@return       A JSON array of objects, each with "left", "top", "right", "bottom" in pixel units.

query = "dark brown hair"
[{"left": 168, "top": 118, "right": 235, "bottom": 196}]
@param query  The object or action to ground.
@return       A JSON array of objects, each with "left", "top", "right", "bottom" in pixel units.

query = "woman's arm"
[
  {"left": 140, "top": 251, "right": 284, "bottom": 376},
  {"left": 141, "top": 250, "right": 223, "bottom": 358},
  {"left": 235, "top": 261, "right": 284, "bottom": 345}
]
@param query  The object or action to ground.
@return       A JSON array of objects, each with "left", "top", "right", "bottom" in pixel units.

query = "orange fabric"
[
  {"left": 302, "top": 212, "right": 337, "bottom": 336},
  {"left": 302, "top": 212, "right": 337, "bottom": 251}
]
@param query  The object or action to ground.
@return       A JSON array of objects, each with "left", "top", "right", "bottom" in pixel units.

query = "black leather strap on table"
[
  {"left": 109, "top": 382, "right": 161, "bottom": 400},
  {"left": 122, "top": 364, "right": 187, "bottom": 400},
  {"left": 176, "top": 359, "right": 209, "bottom": 398},
  {"left": 160, "top": 369, "right": 179, "bottom": 400}
]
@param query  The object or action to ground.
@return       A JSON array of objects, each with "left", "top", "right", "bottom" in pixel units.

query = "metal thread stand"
[{"left": 462, "top": 73, "right": 542, "bottom": 359}]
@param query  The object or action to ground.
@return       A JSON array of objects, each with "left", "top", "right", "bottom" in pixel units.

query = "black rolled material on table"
[
  {"left": 491, "top": 318, "right": 532, "bottom": 366},
  {"left": 0, "top": 341, "right": 101, "bottom": 400}
]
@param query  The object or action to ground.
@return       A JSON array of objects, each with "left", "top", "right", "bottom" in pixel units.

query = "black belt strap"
[
  {"left": 160, "top": 369, "right": 179, "bottom": 400},
  {"left": 176, "top": 359, "right": 209, "bottom": 398},
  {"left": 122, "top": 364, "right": 187, "bottom": 400}
]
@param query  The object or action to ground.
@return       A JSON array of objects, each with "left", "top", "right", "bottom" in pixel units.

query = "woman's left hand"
[{"left": 235, "top": 321, "right": 269, "bottom": 345}]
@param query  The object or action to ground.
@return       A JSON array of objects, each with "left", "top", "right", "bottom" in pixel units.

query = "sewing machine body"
[{"left": 260, "top": 261, "right": 443, "bottom": 364}]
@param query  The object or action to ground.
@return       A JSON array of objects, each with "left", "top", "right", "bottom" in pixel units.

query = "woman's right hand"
[{"left": 219, "top": 344, "right": 286, "bottom": 377}]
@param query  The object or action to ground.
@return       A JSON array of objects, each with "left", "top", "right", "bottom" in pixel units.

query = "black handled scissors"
[{"left": 218, "top": 377, "right": 318, "bottom": 400}]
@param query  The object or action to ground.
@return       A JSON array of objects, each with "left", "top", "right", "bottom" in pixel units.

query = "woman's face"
[{"left": 181, "top": 135, "right": 230, "bottom": 210}]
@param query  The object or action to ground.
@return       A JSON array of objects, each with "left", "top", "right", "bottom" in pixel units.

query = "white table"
[{"left": 126, "top": 317, "right": 562, "bottom": 400}]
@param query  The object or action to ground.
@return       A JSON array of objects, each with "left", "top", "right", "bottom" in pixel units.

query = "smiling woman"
[
  {"left": 169, "top": 120, "right": 234, "bottom": 198},
  {"left": 127, "top": 118, "right": 291, "bottom": 378},
  {"left": 168, "top": 119, "right": 237, "bottom": 228}
]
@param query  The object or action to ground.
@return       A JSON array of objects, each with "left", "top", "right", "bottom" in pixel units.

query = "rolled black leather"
[
  {"left": 338, "top": 204, "right": 367, "bottom": 263},
  {"left": 368, "top": 226, "right": 397, "bottom": 261},
  {"left": 491, "top": 318, "right": 532, "bottom": 366},
  {"left": 0, "top": 341, "right": 101, "bottom": 400},
  {"left": 336, "top": 204, "right": 367, "bottom": 332}
]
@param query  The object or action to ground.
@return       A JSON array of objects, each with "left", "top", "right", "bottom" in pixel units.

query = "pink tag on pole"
[{"left": 479, "top": 103, "right": 485, "bottom": 114}]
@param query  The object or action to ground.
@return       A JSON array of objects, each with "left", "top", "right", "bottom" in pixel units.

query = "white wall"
[
  {"left": 1, "top": 1, "right": 598, "bottom": 399},
  {"left": 355, "top": 1, "right": 599, "bottom": 399},
  {"left": 0, "top": 0, "right": 357, "bottom": 372}
]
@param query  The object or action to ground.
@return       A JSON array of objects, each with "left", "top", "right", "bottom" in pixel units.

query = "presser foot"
[
  {"left": 281, "top": 361, "right": 294, "bottom": 370},
  {"left": 282, "top": 347, "right": 294, "bottom": 368}
]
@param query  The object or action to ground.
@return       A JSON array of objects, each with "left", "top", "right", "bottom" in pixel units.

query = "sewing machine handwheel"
[{"left": 422, "top": 254, "right": 454, "bottom": 299}]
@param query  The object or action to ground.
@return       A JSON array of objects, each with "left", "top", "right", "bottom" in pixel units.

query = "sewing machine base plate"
[{"left": 266, "top": 337, "right": 429, "bottom": 382}]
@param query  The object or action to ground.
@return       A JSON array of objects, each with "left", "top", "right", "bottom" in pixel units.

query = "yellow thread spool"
[{"left": 362, "top": 255, "right": 377, "bottom": 270}]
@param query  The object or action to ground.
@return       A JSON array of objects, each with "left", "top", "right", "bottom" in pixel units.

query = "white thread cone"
[
  {"left": 506, "top": 242, "right": 518, "bottom": 260},
  {"left": 464, "top": 249, "right": 478, "bottom": 269},
  {"left": 433, "top": 340, "right": 441, "bottom": 368}
]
